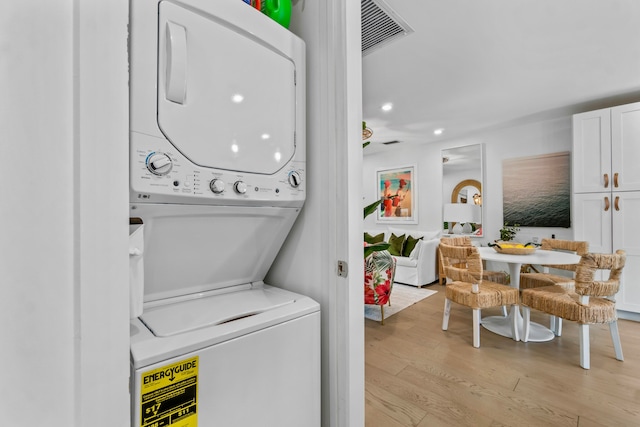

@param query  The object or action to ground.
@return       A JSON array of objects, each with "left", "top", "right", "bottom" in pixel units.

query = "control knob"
[
  {"left": 209, "top": 179, "right": 225, "bottom": 194},
  {"left": 146, "top": 152, "right": 173, "bottom": 176},
  {"left": 288, "top": 171, "right": 301, "bottom": 188},
  {"left": 234, "top": 181, "right": 247, "bottom": 194}
]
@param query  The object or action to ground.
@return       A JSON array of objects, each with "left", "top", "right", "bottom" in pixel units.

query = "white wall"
[
  {"left": 363, "top": 116, "right": 574, "bottom": 245},
  {"left": 266, "top": 1, "right": 364, "bottom": 426},
  {"left": 0, "top": 1, "right": 130, "bottom": 426}
]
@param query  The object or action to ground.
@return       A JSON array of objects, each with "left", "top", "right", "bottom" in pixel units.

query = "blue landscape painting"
[{"left": 502, "top": 152, "right": 571, "bottom": 228}]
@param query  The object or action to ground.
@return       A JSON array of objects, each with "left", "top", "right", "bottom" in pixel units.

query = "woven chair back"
[
  {"left": 574, "top": 250, "right": 626, "bottom": 297},
  {"left": 439, "top": 243, "right": 483, "bottom": 284},
  {"left": 442, "top": 236, "right": 473, "bottom": 247},
  {"left": 539, "top": 238, "right": 589, "bottom": 272},
  {"left": 440, "top": 236, "right": 474, "bottom": 273}
]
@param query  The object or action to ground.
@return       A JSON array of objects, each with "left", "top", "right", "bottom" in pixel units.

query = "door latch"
[{"left": 337, "top": 260, "right": 349, "bottom": 278}]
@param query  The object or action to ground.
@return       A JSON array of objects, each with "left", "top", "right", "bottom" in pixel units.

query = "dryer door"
[{"left": 157, "top": 1, "right": 298, "bottom": 175}]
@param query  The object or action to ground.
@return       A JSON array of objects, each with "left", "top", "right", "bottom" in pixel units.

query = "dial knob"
[
  {"left": 234, "top": 181, "right": 247, "bottom": 194},
  {"left": 209, "top": 179, "right": 225, "bottom": 194},
  {"left": 146, "top": 152, "right": 173, "bottom": 176},
  {"left": 288, "top": 171, "right": 301, "bottom": 188}
]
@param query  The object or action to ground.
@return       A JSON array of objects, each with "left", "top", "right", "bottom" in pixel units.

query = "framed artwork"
[
  {"left": 502, "top": 152, "right": 571, "bottom": 228},
  {"left": 376, "top": 165, "right": 417, "bottom": 223}
]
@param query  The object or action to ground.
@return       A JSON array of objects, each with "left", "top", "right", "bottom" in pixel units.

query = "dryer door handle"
[{"left": 165, "top": 21, "right": 187, "bottom": 104}]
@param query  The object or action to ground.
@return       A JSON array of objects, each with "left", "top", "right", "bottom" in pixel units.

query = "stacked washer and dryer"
[{"left": 128, "top": 1, "right": 320, "bottom": 426}]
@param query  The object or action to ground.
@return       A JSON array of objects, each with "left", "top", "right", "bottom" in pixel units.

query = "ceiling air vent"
[{"left": 361, "top": 0, "right": 414, "bottom": 56}]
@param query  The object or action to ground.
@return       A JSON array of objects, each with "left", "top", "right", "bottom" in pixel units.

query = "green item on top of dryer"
[{"left": 263, "top": 0, "right": 291, "bottom": 28}]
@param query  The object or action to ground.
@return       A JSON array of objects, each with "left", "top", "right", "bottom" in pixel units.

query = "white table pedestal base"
[
  {"left": 476, "top": 247, "right": 580, "bottom": 344},
  {"left": 482, "top": 311, "right": 555, "bottom": 342}
]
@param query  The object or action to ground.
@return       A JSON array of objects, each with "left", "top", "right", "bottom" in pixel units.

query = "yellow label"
[{"left": 140, "top": 356, "right": 198, "bottom": 427}]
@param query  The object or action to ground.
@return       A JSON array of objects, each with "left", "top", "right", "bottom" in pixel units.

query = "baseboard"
[{"left": 617, "top": 309, "right": 640, "bottom": 322}]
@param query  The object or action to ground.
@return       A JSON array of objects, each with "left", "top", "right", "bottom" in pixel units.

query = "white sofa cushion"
[{"left": 409, "top": 239, "right": 424, "bottom": 260}]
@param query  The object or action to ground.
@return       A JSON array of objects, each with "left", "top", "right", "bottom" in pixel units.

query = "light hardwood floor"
[{"left": 365, "top": 283, "right": 640, "bottom": 426}]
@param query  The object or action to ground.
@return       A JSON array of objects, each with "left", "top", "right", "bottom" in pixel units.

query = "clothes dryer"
[{"left": 128, "top": 2, "right": 318, "bottom": 426}]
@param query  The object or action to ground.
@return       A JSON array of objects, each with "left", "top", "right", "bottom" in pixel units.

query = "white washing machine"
[{"left": 128, "top": 1, "right": 319, "bottom": 426}]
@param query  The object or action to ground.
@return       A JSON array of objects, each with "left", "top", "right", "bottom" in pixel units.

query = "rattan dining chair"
[
  {"left": 440, "top": 236, "right": 510, "bottom": 316},
  {"left": 439, "top": 242, "right": 520, "bottom": 348},
  {"left": 520, "top": 238, "right": 589, "bottom": 289},
  {"left": 440, "top": 236, "right": 509, "bottom": 284},
  {"left": 521, "top": 250, "right": 626, "bottom": 369},
  {"left": 520, "top": 238, "right": 589, "bottom": 335}
]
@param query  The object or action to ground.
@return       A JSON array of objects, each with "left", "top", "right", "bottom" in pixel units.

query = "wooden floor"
[{"left": 365, "top": 283, "right": 640, "bottom": 426}]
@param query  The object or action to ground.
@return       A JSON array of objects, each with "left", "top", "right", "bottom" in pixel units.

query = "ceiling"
[{"left": 362, "top": 0, "right": 640, "bottom": 153}]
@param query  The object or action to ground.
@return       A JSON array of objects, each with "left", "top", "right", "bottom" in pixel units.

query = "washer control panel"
[
  {"left": 130, "top": 133, "right": 305, "bottom": 206},
  {"left": 146, "top": 152, "right": 173, "bottom": 176}
]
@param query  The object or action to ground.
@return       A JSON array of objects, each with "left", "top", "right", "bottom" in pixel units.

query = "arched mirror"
[
  {"left": 451, "top": 179, "right": 482, "bottom": 205},
  {"left": 442, "top": 144, "right": 483, "bottom": 237}
]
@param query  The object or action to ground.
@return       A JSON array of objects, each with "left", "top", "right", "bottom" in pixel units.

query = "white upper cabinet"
[
  {"left": 572, "top": 108, "right": 611, "bottom": 193},
  {"left": 573, "top": 102, "right": 640, "bottom": 194},
  {"left": 611, "top": 103, "right": 640, "bottom": 192}
]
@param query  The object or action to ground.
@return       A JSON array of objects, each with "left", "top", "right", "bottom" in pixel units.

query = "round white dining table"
[{"left": 476, "top": 246, "right": 581, "bottom": 342}]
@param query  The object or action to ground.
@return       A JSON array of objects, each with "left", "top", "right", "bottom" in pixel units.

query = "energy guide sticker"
[{"left": 140, "top": 356, "right": 198, "bottom": 427}]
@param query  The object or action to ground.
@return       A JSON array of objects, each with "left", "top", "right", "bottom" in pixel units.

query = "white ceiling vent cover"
[{"left": 361, "top": 0, "right": 414, "bottom": 56}]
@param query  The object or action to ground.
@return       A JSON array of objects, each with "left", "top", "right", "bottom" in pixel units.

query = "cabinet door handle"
[
  {"left": 604, "top": 173, "right": 609, "bottom": 188},
  {"left": 604, "top": 196, "right": 610, "bottom": 212},
  {"left": 615, "top": 196, "right": 620, "bottom": 211},
  {"left": 614, "top": 172, "right": 619, "bottom": 188}
]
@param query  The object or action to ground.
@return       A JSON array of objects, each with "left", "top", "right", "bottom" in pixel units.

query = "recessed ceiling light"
[
  {"left": 381, "top": 103, "right": 393, "bottom": 112},
  {"left": 434, "top": 128, "right": 444, "bottom": 135}
]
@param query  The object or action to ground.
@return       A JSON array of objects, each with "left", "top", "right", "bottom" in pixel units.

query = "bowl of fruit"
[{"left": 488, "top": 241, "right": 538, "bottom": 255}]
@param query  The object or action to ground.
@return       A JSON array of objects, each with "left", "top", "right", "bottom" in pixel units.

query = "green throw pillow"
[
  {"left": 388, "top": 233, "right": 405, "bottom": 256},
  {"left": 364, "top": 232, "right": 385, "bottom": 244},
  {"left": 402, "top": 235, "right": 423, "bottom": 257}
]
